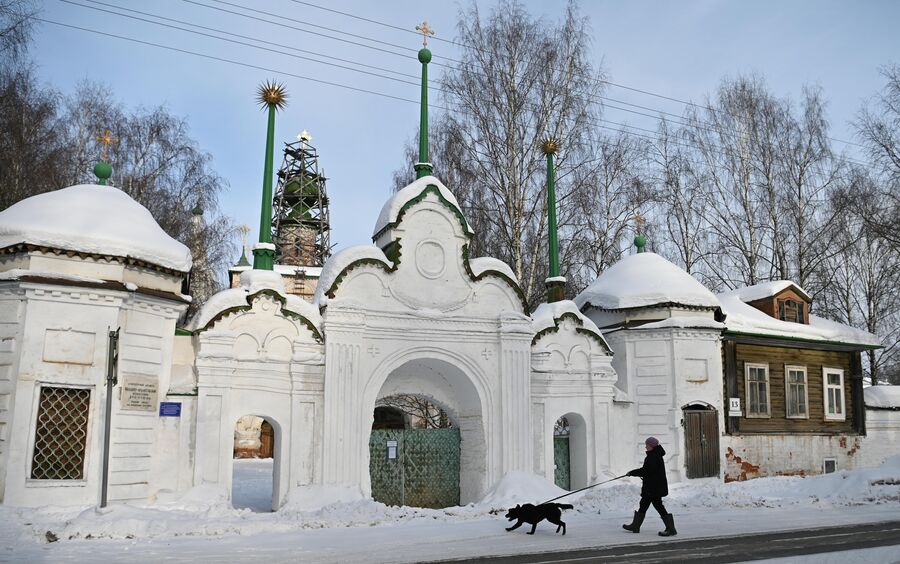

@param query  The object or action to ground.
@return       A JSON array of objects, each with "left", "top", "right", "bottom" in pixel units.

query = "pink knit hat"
[{"left": 645, "top": 436, "right": 660, "bottom": 448}]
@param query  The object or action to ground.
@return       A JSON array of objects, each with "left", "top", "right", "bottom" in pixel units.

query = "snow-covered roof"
[
  {"left": 372, "top": 175, "right": 472, "bottom": 238},
  {"left": 0, "top": 184, "right": 191, "bottom": 272},
  {"left": 717, "top": 290, "right": 880, "bottom": 347},
  {"left": 574, "top": 252, "right": 720, "bottom": 311},
  {"left": 532, "top": 300, "right": 611, "bottom": 351},
  {"left": 470, "top": 257, "right": 517, "bottom": 283},
  {"left": 727, "top": 280, "right": 811, "bottom": 303},
  {"left": 864, "top": 385, "right": 900, "bottom": 409},
  {"left": 189, "top": 269, "right": 322, "bottom": 333},
  {"left": 313, "top": 245, "right": 393, "bottom": 306}
]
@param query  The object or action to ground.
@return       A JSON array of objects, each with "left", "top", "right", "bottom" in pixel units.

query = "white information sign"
[
  {"left": 120, "top": 376, "right": 158, "bottom": 412},
  {"left": 728, "top": 397, "right": 742, "bottom": 417}
]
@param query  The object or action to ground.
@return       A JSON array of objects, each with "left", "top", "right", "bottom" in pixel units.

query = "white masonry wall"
[
  {"left": 602, "top": 326, "right": 724, "bottom": 482},
  {"left": 0, "top": 278, "right": 184, "bottom": 507}
]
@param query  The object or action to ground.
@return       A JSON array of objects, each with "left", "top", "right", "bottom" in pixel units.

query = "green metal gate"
[
  {"left": 553, "top": 436, "right": 571, "bottom": 490},
  {"left": 369, "top": 428, "right": 460, "bottom": 508}
]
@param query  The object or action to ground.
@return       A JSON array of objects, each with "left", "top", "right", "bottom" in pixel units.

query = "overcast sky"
[{"left": 30, "top": 0, "right": 900, "bottom": 258}]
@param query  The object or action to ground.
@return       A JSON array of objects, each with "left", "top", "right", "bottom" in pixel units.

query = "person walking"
[{"left": 622, "top": 436, "right": 677, "bottom": 537}]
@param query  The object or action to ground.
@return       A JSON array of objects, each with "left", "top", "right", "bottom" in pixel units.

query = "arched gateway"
[{"left": 190, "top": 176, "right": 618, "bottom": 509}]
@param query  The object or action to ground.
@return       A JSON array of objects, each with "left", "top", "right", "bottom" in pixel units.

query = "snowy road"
[
  {"left": 2, "top": 504, "right": 898, "bottom": 563},
  {"left": 432, "top": 520, "right": 900, "bottom": 563}
]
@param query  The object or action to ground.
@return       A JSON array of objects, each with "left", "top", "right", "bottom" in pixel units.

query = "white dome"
[
  {"left": 574, "top": 252, "right": 719, "bottom": 311},
  {"left": 0, "top": 184, "right": 191, "bottom": 272}
]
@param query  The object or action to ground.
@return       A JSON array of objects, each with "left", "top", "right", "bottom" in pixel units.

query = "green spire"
[
  {"left": 253, "top": 80, "right": 288, "bottom": 270},
  {"left": 236, "top": 248, "right": 251, "bottom": 267},
  {"left": 414, "top": 21, "right": 434, "bottom": 179},
  {"left": 634, "top": 214, "right": 647, "bottom": 253},
  {"left": 542, "top": 138, "right": 564, "bottom": 303}
]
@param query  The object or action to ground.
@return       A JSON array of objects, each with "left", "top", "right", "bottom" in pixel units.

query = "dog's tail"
[{"left": 557, "top": 503, "right": 574, "bottom": 510}]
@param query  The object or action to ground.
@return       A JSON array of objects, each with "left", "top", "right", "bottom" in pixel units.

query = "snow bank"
[
  {"left": 0, "top": 184, "right": 191, "bottom": 272},
  {"left": 864, "top": 385, "right": 900, "bottom": 409},
  {"left": 4, "top": 457, "right": 897, "bottom": 545},
  {"left": 574, "top": 253, "right": 720, "bottom": 311},
  {"left": 314, "top": 245, "right": 393, "bottom": 305},
  {"left": 717, "top": 291, "right": 880, "bottom": 347},
  {"left": 477, "top": 471, "right": 570, "bottom": 509},
  {"left": 282, "top": 485, "right": 366, "bottom": 512},
  {"left": 373, "top": 175, "right": 472, "bottom": 238},
  {"left": 190, "top": 269, "right": 323, "bottom": 331}
]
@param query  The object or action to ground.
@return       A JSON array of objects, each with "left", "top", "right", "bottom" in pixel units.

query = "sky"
[{"left": 28, "top": 0, "right": 900, "bottom": 260}]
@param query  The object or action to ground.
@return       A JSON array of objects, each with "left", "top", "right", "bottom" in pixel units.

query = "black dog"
[{"left": 505, "top": 503, "right": 574, "bottom": 535}]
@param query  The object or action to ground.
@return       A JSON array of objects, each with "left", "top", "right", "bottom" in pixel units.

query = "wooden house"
[{"left": 717, "top": 281, "right": 881, "bottom": 480}]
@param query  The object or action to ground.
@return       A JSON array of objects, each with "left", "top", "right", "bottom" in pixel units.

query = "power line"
[
  {"left": 35, "top": 17, "right": 422, "bottom": 105},
  {"left": 64, "top": 0, "right": 422, "bottom": 88},
  {"left": 79, "top": 0, "right": 420, "bottom": 80},
  {"left": 41, "top": 15, "right": 869, "bottom": 170},
  {"left": 42, "top": 13, "right": 863, "bottom": 169},
  {"left": 278, "top": 0, "right": 867, "bottom": 151}
]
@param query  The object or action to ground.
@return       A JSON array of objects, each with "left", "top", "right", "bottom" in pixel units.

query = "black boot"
[
  {"left": 622, "top": 511, "right": 645, "bottom": 533},
  {"left": 658, "top": 513, "right": 677, "bottom": 537}
]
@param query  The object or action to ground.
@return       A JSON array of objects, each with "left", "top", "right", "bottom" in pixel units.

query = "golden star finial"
[
  {"left": 415, "top": 21, "right": 434, "bottom": 47},
  {"left": 95, "top": 129, "right": 118, "bottom": 162},
  {"left": 257, "top": 80, "right": 288, "bottom": 110},
  {"left": 540, "top": 137, "right": 560, "bottom": 156}
]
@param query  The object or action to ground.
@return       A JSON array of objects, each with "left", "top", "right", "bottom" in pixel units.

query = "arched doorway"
[
  {"left": 232, "top": 415, "right": 277, "bottom": 512},
  {"left": 553, "top": 412, "right": 587, "bottom": 490},
  {"left": 682, "top": 403, "right": 720, "bottom": 478},
  {"left": 367, "top": 357, "right": 485, "bottom": 507}
]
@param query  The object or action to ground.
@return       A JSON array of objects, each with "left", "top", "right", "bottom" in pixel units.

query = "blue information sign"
[{"left": 159, "top": 402, "right": 182, "bottom": 417}]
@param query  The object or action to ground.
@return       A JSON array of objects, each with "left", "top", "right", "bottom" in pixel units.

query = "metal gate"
[
  {"left": 553, "top": 437, "right": 571, "bottom": 490},
  {"left": 369, "top": 428, "right": 460, "bottom": 508},
  {"left": 684, "top": 409, "right": 720, "bottom": 478}
]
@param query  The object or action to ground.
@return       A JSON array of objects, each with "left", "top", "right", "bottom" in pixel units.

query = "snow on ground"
[
  {"left": 232, "top": 459, "right": 274, "bottom": 513},
  {"left": 1, "top": 457, "right": 898, "bottom": 563}
]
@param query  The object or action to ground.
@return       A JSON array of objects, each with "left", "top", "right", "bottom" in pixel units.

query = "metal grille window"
[
  {"left": 31, "top": 386, "right": 91, "bottom": 480},
  {"left": 745, "top": 363, "right": 770, "bottom": 417},
  {"left": 785, "top": 366, "right": 809, "bottom": 418}
]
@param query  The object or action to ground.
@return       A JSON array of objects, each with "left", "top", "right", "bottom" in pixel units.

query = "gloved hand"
[{"left": 626, "top": 470, "right": 637, "bottom": 477}]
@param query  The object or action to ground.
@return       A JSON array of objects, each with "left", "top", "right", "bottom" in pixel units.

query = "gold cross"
[
  {"left": 415, "top": 21, "right": 434, "bottom": 47},
  {"left": 95, "top": 129, "right": 118, "bottom": 162},
  {"left": 634, "top": 213, "right": 645, "bottom": 231}
]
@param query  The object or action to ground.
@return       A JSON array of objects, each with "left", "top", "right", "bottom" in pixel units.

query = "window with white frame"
[
  {"left": 823, "top": 368, "right": 846, "bottom": 421},
  {"left": 745, "top": 363, "right": 770, "bottom": 417},
  {"left": 785, "top": 365, "right": 809, "bottom": 418}
]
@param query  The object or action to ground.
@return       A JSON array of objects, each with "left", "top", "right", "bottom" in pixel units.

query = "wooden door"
[
  {"left": 684, "top": 409, "right": 720, "bottom": 478},
  {"left": 259, "top": 420, "right": 274, "bottom": 459}
]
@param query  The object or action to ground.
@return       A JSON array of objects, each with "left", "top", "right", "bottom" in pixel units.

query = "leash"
[{"left": 537, "top": 475, "right": 628, "bottom": 505}]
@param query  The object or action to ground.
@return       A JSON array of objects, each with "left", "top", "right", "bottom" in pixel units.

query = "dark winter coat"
[{"left": 628, "top": 445, "right": 668, "bottom": 498}]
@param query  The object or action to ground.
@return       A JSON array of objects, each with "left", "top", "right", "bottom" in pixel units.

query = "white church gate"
[
  {"left": 317, "top": 178, "right": 534, "bottom": 505},
  {"left": 191, "top": 276, "right": 326, "bottom": 511}
]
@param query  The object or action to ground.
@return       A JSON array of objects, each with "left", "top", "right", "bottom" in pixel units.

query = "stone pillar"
[{"left": 498, "top": 313, "right": 534, "bottom": 476}]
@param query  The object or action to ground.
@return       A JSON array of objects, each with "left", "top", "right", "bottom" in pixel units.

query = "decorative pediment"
[{"left": 316, "top": 176, "right": 526, "bottom": 316}]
